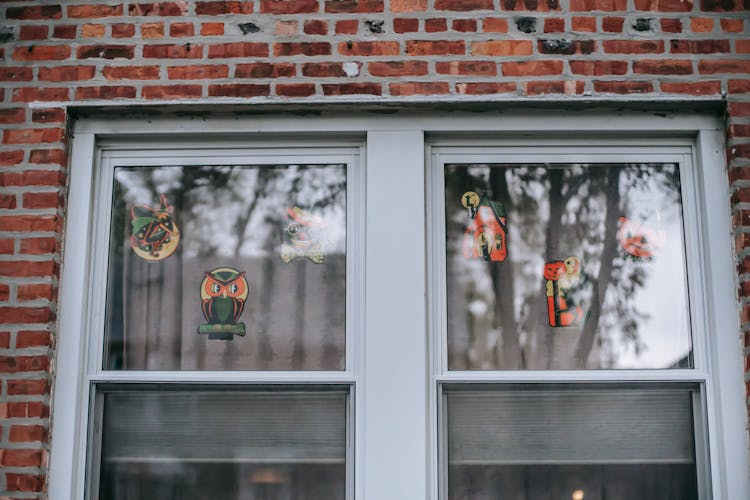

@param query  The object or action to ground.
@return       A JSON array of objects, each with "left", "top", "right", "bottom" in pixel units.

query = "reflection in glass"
[
  {"left": 445, "top": 164, "right": 691, "bottom": 370},
  {"left": 96, "top": 386, "right": 347, "bottom": 500},
  {"left": 105, "top": 165, "right": 346, "bottom": 371},
  {"left": 446, "top": 386, "right": 699, "bottom": 500}
]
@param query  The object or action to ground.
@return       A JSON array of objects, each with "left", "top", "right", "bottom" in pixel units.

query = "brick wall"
[{"left": 0, "top": 0, "right": 748, "bottom": 497}]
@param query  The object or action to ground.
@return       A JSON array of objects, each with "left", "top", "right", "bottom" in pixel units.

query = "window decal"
[
  {"left": 129, "top": 194, "right": 180, "bottom": 261},
  {"left": 280, "top": 206, "right": 327, "bottom": 264},
  {"left": 199, "top": 267, "right": 249, "bottom": 340},
  {"left": 544, "top": 256, "right": 590, "bottom": 328},
  {"left": 461, "top": 191, "right": 508, "bottom": 262},
  {"left": 618, "top": 216, "right": 667, "bottom": 261}
]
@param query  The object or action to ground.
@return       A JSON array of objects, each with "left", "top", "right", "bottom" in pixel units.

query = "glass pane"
[
  {"left": 104, "top": 164, "right": 346, "bottom": 371},
  {"left": 445, "top": 163, "right": 691, "bottom": 370},
  {"left": 94, "top": 386, "right": 348, "bottom": 500},
  {"left": 445, "top": 385, "right": 699, "bottom": 500}
]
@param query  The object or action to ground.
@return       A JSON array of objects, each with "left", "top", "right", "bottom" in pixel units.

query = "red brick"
[
  {"left": 0, "top": 330, "right": 10, "bottom": 346},
  {"left": 339, "top": 41, "right": 400, "bottom": 56},
  {"left": 142, "top": 22, "right": 165, "bottom": 38},
  {"left": 12, "top": 87, "right": 70, "bottom": 103},
  {"left": 472, "top": 40, "right": 533, "bottom": 56},
  {"left": 603, "top": 40, "right": 665, "bottom": 53},
  {"left": 324, "top": 0, "right": 384, "bottom": 12},
  {"left": 77, "top": 44, "right": 134, "bottom": 59},
  {"left": 635, "top": 0, "right": 693, "bottom": 10},
  {"left": 13, "top": 45, "right": 70, "bottom": 61},
  {"left": 391, "top": 0, "right": 427, "bottom": 11},
  {"left": 304, "top": 20, "right": 328, "bottom": 34},
  {"left": 425, "top": 18, "right": 448, "bottom": 32},
  {"left": 201, "top": 22, "right": 225, "bottom": 35},
  {"left": 570, "top": 60, "right": 628, "bottom": 75},
  {"left": 20, "top": 238, "right": 57, "bottom": 255},
  {"left": 144, "top": 43, "right": 201, "bottom": 58},
  {"left": 170, "top": 22, "right": 197, "bottom": 36},
  {"left": 16, "top": 331, "right": 52, "bottom": 349},
  {"left": 633, "top": 59, "right": 693, "bottom": 75},
  {"left": 68, "top": 4, "right": 123, "bottom": 18},
  {"left": 570, "top": 0, "right": 627, "bottom": 9},
  {"left": 143, "top": 85, "right": 203, "bottom": 99},
  {"left": 737, "top": 40, "right": 750, "bottom": 54},
  {"left": 526, "top": 80, "right": 585, "bottom": 95},
  {"left": 335, "top": 20, "right": 359, "bottom": 34},
  {"left": 691, "top": 17, "right": 714, "bottom": 32},
  {"left": 0, "top": 195, "right": 15, "bottom": 210},
  {"left": 0, "top": 108, "right": 26, "bottom": 124},
  {"left": 0, "top": 67, "right": 32, "bottom": 82},
  {"left": 3, "top": 129, "right": 64, "bottom": 145},
  {"left": 729, "top": 80, "right": 750, "bottom": 93},
  {"left": 503, "top": 60, "right": 563, "bottom": 76},
  {"left": 322, "top": 83, "right": 382, "bottom": 95},
  {"left": 368, "top": 61, "right": 428, "bottom": 76},
  {"left": 721, "top": 18, "right": 743, "bottom": 32},
  {"left": 544, "top": 18, "right": 565, "bottom": 32},
  {"left": 670, "top": 39, "right": 730, "bottom": 53},
  {"left": 407, "top": 40, "right": 465, "bottom": 55},
  {"left": 436, "top": 60, "right": 497, "bottom": 75},
  {"left": 80, "top": 23, "right": 106, "bottom": 38},
  {"left": 30, "top": 149, "right": 65, "bottom": 165},
  {"left": 276, "top": 83, "right": 316, "bottom": 97},
  {"left": 661, "top": 18, "right": 683, "bottom": 32},
  {"left": 0, "top": 151, "right": 24, "bottom": 166},
  {"left": 572, "top": 16, "right": 597, "bottom": 32},
  {"left": 453, "top": 19, "right": 478, "bottom": 31},
  {"left": 394, "top": 18, "right": 419, "bottom": 33},
  {"left": 436, "top": 0, "right": 493, "bottom": 9},
  {"left": 129, "top": 2, "right": 189, "bottom": 16},
  {"left": 53, "top": 25, "right": 78, "bottom": 39},
  {"left": 32, "top": 108, "right": 66, "bottom": 124},
  {"left": 168, "top": 65, "right": 228, "bottom": 79},
  {"left": 9, "top": 425, "right": 48, "bottom": 443},
  {"left": 261, "top": 0, "right": 319, "bottom": 13},
  {"left": 208, "top": 84, "right": 270, "bottom": 97},
  {"left": 196, "top": 1, "right": 254, "bottom": 14},
  {"left": 23, "top": 192, "right": 60, "bottom": 209},
  {"left": 38, "top": 66, "right": 96, "bottom": 82},
  {"left": 0, "top": 355, "right": 50, "bottom": 373},
  {"left": 1, "top": 450, "right": 42, "bottom": 468},
  {"left": 19, "top": 26, "right": 49, "bottom": 41},
  {"left": 7, "top": 379, "right": 49, "bottom": 396},
  {"left": 501, "top": 0, "right": 561, "bottom": 10},
  {"left": 732, "top": 125, "right": 750, "bottom": 138},
  {"left": 103, "top": 66, "right": 160, "bottom": 80},
  {"left": 700, "top": 0, "right": 743, "bottom": 10},
  {"left": 112, "top": 23, "right": 136, "bottom": 37},
  {"left": 699, "top": 59, "right": 750, "bottom": 74},
  {"left": 733, "top": 144, "right": 750, "bottom": 160},
  {"left": 0, "top": 307, "right": 53, "bottom": 323},
  {"left": 5, "top": 473, "right": 44, "bottom": 492},
  {"left": 0, "top": 172, "right": 64, "bottom": 187},
  {"left": 6, "top": 5, "right": 62, "bottom": 20},
  {"left": 76, "top": 86, "right": 137, "bottom": 99},
  {"left": 208, "top": 42, "right": 267, "bottom": 58},
  {"left": 17, "top": 284, "right": 54, "bottom": 302},
  {"left": 301, "top": 62, "right": 346, "bottom": 77},
  {"left": 483, "top": 17, "right": 509, "bottom": 32},
  {"left": 275, "top": 42, "right": 331, "bottom": 56},
  {"left": 236, "top": 63, "right": 296, "bottom": 78},
  {"left": 594, "top": 80, "right": 655, "bottom": 93},
  {"left": 0, "top": 283, "right": 10, "bottom": 301},
  {"left": 390, "top": 81, "right": 450, "bottom": 95}
]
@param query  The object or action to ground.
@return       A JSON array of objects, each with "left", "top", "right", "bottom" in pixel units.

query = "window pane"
[
  {"left": 94, "top": 386, "right": 348, "bottom": 500},
  {"left": 445, "top": 163, "right": 691, "bottom": 370},
  {"left": 104, "top": 164, "right": 346, "bottom": 371},
  {"left": 445, "top": 385, "right": 699, "bottom": 500}
]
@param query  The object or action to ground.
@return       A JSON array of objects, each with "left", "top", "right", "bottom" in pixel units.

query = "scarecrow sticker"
[
  {"left": 544, "top": 256, "right": 588, "bottom": 328},
  {"left": 617, "top": 216, "right": 666, "bottom": 261},
  {"left": 198, "top": 267, "right": 249, "bottom": 340},
  {"left": 280, "top": 206, "right": 327, "bottom": 264},
  {"left": 129, "top": 194, "right": 180, "bottom": 261},
  {"left": 461, "top": 191, "right": 508, "bottom": 262}
]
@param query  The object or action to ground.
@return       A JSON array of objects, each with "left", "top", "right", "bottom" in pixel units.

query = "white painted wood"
[
  {"left": 49, "top": 132, "right": 96, "bottom": 500},
  {"left": 364, "top": 131, "right": 428, "bottom": 500}
]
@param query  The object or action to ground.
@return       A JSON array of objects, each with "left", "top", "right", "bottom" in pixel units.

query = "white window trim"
[{"left": 51, "top": 110, "right": 748, "bottom": 500}]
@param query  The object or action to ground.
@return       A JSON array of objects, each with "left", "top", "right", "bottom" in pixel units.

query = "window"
[{"left": 51, "top": 112, "right": 748, "bottom": 500}]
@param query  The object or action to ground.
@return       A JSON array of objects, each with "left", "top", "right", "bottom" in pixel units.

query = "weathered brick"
[
  {"left": 0, "top": 355, "right": 50, "bottom": 373},
  {"left": 196, "top": 1, "right": 254, "bottom": 14},
  {"left": 0, "top": 195, "right": 17, "bottom": 210},
  {"left": 1, "top": 449, "right": 42, "bottom": 468},
  {"left": 570, "top": 0, "right": 627, "bottom": 10},
  {"left": 304, "top": 20, "right": 328, "bottom": 34},
  {"left": 129, "top": 2, "right": 190, "bottom": 16},
  {"left": 144, "top": 43, "right": 203, "bottom": 58},
  {"left": 23, "top": 192, "right": 60, "bottom": 209},
  {"left": 142, "top": 22, "right": 165, "bottom": 38},
  {"left": 19, "top": 26, "right": 49, "bottom": 41},
  {"left": 13, "top": 45, "right": 70, "bottom": 61},
  {"left": 208, "top": 84, "right": 270, "bottom": 97},
  {"left": 324, "top": 0, "right": 384, "bottom": 13},
  {"left": 103, "top": 66, "right": 161, "bottom": 80},
  {"left": 276, "top": 83, "right": 316, "bottom": 97},
  {"left": 30, "top": 149, "right": 65, "bottom": 165},
  {"left": 168, "top": 65, "right": 228, "bottom": 79},
  {"left": 17, "top": 284, "right": 55, "bottom": 302},
  {"left": 603, "top": 40, "right": 665, "bottom": 54},
  {"left": 425, "top": 18, "right": 448, "bottom": 32},
  {"left": 406, "top": 40, "right": 465, "bottom": 55},
  {"left": 143, "top": 85, "right": 203, "bottom": 99},
  {"left": 594, "top": 80, "right": 655, "bottom": 93},
  {"left": 526, "top": 80, "right": 585, "bottom": 95},
  {"left": 0, "top": 306, "right": 53, "bottom": 323},
  {"left": 635, "top": 0, "right": 694, "bottom": 10},
  {"left": 699, "top": 59, "right": 750, "bottom": 74},
  {"left": 633, "top": 59, "right": 693, "bottom": 75},
  {"left": 390, "top": 81, "right": 450, "bottom": 95},
  {"left": 53, "top": 25, "right": 78, "bottom": 39},
  {"left": 394, "top": 18, "right": 419, "bottom": 33},
  {"left": 670, "top": 39, "right": 730, "bottom": 53},
  {"left": 0, "top": 150, "right": 25, "bottom": 166},
  {"left": 338, "top": 41, "right": 400, "bottom": 56},
  {"left": 472, "top": 40, "right": 533, "bottom": 56},
  {"left": 502, "top": 60, "right": 563, "bottom": 76},
  {"left": 661, "top": 18, "right": 683, "bottom": 32},
  {"left": 302, "top": 62, "right": 346, "bottom": 77},
  {"left": 38, "top": 66, "right": 96, "bottom": 82},
  {"left": 201, "top": 22, "right": 225, "bottom": 35},
  {"left": 720, "top": 18, "right": 743, "bottom": 32},
  {"left": 20, "top": 237, "right": 58, "bottom": 255},
  {"left": 391, "top": 0, "right": 428, "bottom": 11},
  {"left": 368, "top": 60, "right": 428, "bottom": 76},
  {"left": 76, "top": 86, "right": 137, "bottom": 100},
  {"left": 80, "top": 22, "right": 107, "bottom": 37},
  {"left": 545, "top": 17, "right": 566, "bottom": 32},
  {"left": 483, "top": 18, "right": 509, "bottom": 32},
  {"left": 112, "top": 23, "right": 136, "bottom": 37},
  {"left": 435, "top": 0, "right": 493, "bottom": 10},
  {"left": 77, "top": 44, "right": 134, "bottom": 59},
  {"left": 570, "top": 60, "right": 628, "bottom": 75},
  {"left": 12, "top": 87, "right": 70, "bottom": 103},
  {"left": 208, "top": 42, "right": 267, "bottom": 58},
  {"left": 572, "top": 16, "right": 597, "bottom": 32},
  {"left": 436, "top": 61, "right": 497, "bottom": 75},
  {"left": 9, "top": 425, "right": 48, "bottom": 443},
  {"left": 336, "top": 20, "right": 359, "bottom": 34},
  {"left": 16, "top": 331, "right": 52, "bottom": 349},
  {"left": 236, "top": 63, "right": 296, "bottom": 78},
  {"left": 275, "top": 42, "right": 331, "bottom": 56},
  {"left": 452, "top": 19, "right": 478, "bottom": 32},
  {"left": 6, "top": 5, "right": 62, "bottom": 20},
  {"left": 322, "top": 82, "right": 382, "bottom": 95},
  {"left": 0, "top": 108, "right": 26, "bottom": 124},
  {"left": 3, "top": 129, "right": 64, "bottom": 145},
  {"left": 68, "top": 4, "right": 123, "bottom": 18},
  {"left": 662, "top": 81, "right": 722, "bottom": 95},
  {"left": 6, "top": 473, "right": 45, "bottom": 492},
  {"left": 7, "top": 379, "right": 49, "bottom": 396}
]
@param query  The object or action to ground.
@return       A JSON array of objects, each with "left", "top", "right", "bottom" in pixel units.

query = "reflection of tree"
[{"left": 448, "top": 163, "right": 685, "bottom": 369}]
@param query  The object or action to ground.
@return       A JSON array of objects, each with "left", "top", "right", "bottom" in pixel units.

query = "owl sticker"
[
  {"left": 198, "top": 267, "right": 249, "bottom": 340},
  {"left": 129, "top": 194, "right": 180, "bottom": 261}
]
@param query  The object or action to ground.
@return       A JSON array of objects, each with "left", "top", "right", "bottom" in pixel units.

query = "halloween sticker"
[
  {"left": 129, "top": 194, "right": 180, "bottom": 261},
  {"left": 198, "top": 267, "right": 249, "bottom": 340},
  {"left": 461, "top": 191, "right": 508, "bottom": 262},
  {"left": 280, "top": 206, "right": 327, "bottom": 264},
  {"left": 544, "top": 256, "right": 589, "bottom": 328}
]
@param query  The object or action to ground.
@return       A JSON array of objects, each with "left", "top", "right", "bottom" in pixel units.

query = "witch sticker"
[
  {"left": 280, "top": 206, "right": 327, "bottom": 264},
  {"left": 461, "top": 191, "right": 508, "bottom": 262},
  {"left": 198, "top": 267, "right": 249, "bottom": 340},
  {"left": 544, "top": 256, "right": 589, "bottom": 328},
  {"left": 129, "top": 194, "right": 180, "bottom": 261}
]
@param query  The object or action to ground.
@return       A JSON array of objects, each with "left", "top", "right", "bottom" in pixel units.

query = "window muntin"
[{"left": 444, "top": 163, "right": 690, "bottom": 370}]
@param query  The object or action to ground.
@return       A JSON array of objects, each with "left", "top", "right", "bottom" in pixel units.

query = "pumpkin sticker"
[
  {"left": 544, "top": 256, "right": 588, "bottom": 328},
  {"left": 129, "top": 194, "right": 180, "bottom": 261},
  {"left": 617, "top": 216, "right": 666, "bottom": 261}
]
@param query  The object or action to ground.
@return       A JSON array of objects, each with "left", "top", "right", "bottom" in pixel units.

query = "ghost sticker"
[
  {"left": 617, "top": 216, "right": 666, "bottom": 261},
  {"left": 198, "top": 267, "right": 249, "bottom": 340},
  {"left": 129, "top": 194, "right": 180, "bottom": 261},
  {"left": 544, "top": 256, "right": 588, "bottom": 328},
  {"left": 462, "top": 191, "right": 508, "bottom": 262},
  {"left": 280, "top": 207, "right": 327, "bottom": 264}
]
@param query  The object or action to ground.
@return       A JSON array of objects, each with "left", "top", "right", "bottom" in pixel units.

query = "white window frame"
[{"left": 51, "top": 111, "right": 748, "bottom": 500}]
